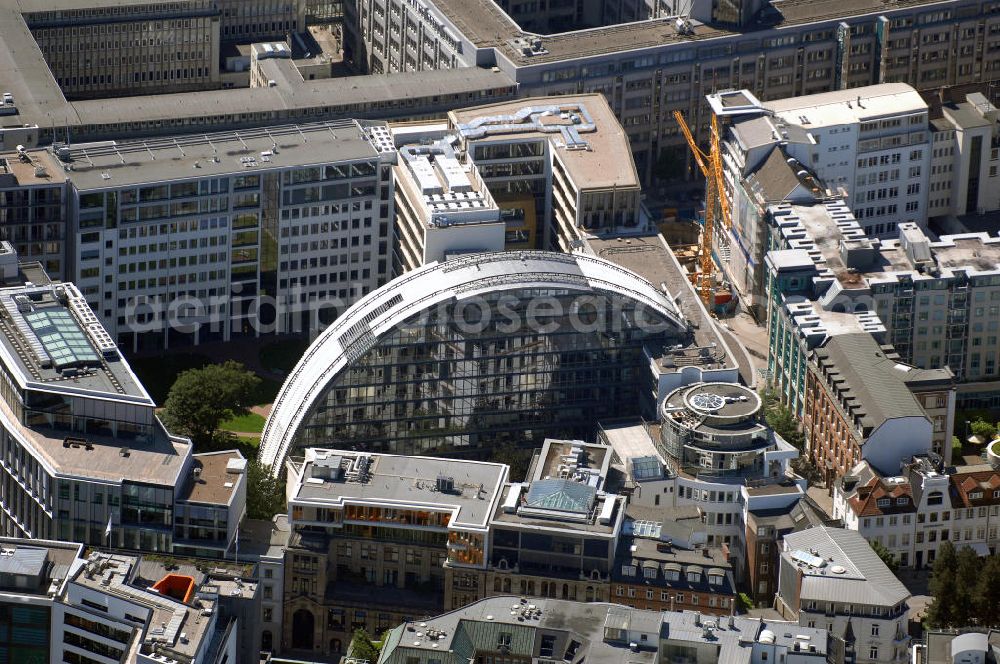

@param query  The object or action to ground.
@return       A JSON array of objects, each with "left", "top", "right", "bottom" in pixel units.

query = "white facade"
[{"left": 834, "top": 458, "right": 1000, "bottom": 569}]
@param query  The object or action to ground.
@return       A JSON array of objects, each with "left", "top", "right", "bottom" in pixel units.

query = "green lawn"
[
  {"left": 259, "top": 338, "right": 310, "bottom": 373},
  {"left": 219, "top": 412, "right": 266, "bottom": 433}
]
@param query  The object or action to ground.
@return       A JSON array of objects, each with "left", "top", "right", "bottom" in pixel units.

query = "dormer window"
[
  {"left": 621, "top": 565, "right": 636, "bottom": 577},
  {"left": 877, "top": 498, "right": 890, "bottom": 507},
  {"left": 970, "top": 491, "right": 983, "bottom": 500},
  {"left": 896, "top": 497, "right": 907, "bottom": 505}
]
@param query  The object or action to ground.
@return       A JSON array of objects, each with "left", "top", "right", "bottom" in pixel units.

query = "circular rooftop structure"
[
  {"left": 659, "top": 382, "right": 772, "bottom": 477},
  {"left": 259, "top": 251, "right": 691, "bottom": 473},
  {"left": 680, "top": 383, "right": 760, "bottom": 422}
]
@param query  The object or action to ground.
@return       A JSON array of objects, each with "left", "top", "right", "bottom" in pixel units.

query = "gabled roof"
[
  {"left": 747, "top": 148, "right": 820, "bottom": 203},
  {"left": 812, "top": 333, "right": 927, "bottom": 434},
  {"left": 950, "top": 470, "right": 1000, "bottom": 508},
  {"left": 782, "top": 526, "right": 910, "bottom": 608}
]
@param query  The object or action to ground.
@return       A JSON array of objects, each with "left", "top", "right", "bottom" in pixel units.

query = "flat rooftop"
[
  {"left": 0, "top": 402, "right": 189, "bottom": 485},
  {"left": 431, "top": 0, "right": 940, "bottom": 66},
  {"left": 450, "top": 95, "right": 639, "bottom": 191},
  {"left": 0, "top": 151, "right": 65, "bottom": 186},
  {"left": 179, "top": 451, "right": 246, "bottom": 506},
  {"left": 764, "top": 83, "right": 927, "bottom": 127},
  {"left": 52, "top": 120, "right": 383, "bottom": 191},
  {"left": 72, "top": 551, "right": 218, "bottom": 662},
  {"left": 583, "top": 235, "right": 734, "bottom": 373},
  {"left": 0, "top": 282, "right": 152, "bottom": 400},
  {"left": 0, "top": 537, "right": 82, "bottom": 598},
  {"left": 290, "top": 449, "right": 507, "bottom": 530},
  {"left": 385, "top": 597, "right": 658, "bottom": 664}
]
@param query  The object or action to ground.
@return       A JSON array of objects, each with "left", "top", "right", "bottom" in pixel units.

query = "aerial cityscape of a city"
[{"left": 0, "top": 0, "right": 999, "bottom": 662}]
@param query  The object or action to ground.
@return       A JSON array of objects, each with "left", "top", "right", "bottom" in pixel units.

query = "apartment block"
[
  {"left": 834, "top": 455, "right": 1000, "bottom": 569},
  {"left": 763, "top": 196, "right": 1000, "bottom": 409},
  {"left": 612, "top": 505, "right": 737, "bottom": 616},
  {"left": 378, "top": 597, "right": 831, "bottom": 664},
  {"left": 777, "top": 526, "right": 911, "bottom": 664},
  {"left": 281, "top": 448, "right": 507, "bottom": 657},
  {"left": 805, "top": 333, "right": 939, "bottom": 479}
]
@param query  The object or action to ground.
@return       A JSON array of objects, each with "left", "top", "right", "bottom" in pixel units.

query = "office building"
[
  {"left": 21, "top": 0, "right": 222, "bottom": 101},
  {"left": 598, "top": 380, "right": 808, "bottom": 603},
  {"left": 718, "top": 85, "right": 1000, "bottom": 315},
  {"left": 715, "top": 84, "right": 933, "bottom": 240},
  {"left": 8, "top": 0, "right": 1000, "bottom": 187},
  {"left": 377, "top": 597, "right": 831, "bottom": 664},
  {"left": 487, "top": 439, "right": 624, "bottom": 605},
  {"left": 777, "top": 526, "right": 911, "bottom": 664},
  {"left": 448, "top": 95, "right": 642, "bottom": 251},
  {"left": 0, "top": 253, "right": 247, "bottom": 554},
  {"left": 259, "top": 251, "right": 692, "bottom": 469},
  {"left": 2, "top": 120, "right": 396, "bottom": 350},
  {"left": 834, "top": 456, "right": 1000, "bottom": 568},
  {"left": 0, "top": 151, "right": 68, "bottom": 280},
  {"left": 281, "top": 448, "right": 507, "bottom": 656},
  {"left": 392, "top": 128, "right": 504, "bottom": 272},
  {"left": 0, "top": 537, "right": 260, "bottom": 664}
]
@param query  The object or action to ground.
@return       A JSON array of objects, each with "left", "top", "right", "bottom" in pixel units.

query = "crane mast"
[{"left": 672, "top": 110, "right": 731, "bottom": 307}]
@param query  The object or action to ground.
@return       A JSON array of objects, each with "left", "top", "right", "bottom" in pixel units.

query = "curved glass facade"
[{"left": 289, "top": 287, "right": 684, "bottom": 457}]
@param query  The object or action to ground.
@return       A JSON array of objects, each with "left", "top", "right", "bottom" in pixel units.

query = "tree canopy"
[
  {"left": 246, "top": 459, "right": 285, "bottom": 520},
  {"left": 350, "top": 629, "right": 382, "bottom": 662},
  {"left": 926, "top": 544, "right": 1000, "bottom": 628},
  {"left": 161, "top": 361, "right": 261, "bottom": 447},
  {"left": 869, "top": 539, "right": 898, "bottom": 573},
  {"left": 762, "top": 389, "right": 805, "bottom": 450}
]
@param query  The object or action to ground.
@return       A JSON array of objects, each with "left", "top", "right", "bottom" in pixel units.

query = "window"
[
  {"left": 540, "top": 635, "right": 556, "bottom": 657},
  {"left": 497, "top": 632, "right": 512, "bottom": 649},
  {"left": 872, "top": 624, "right": 880, "bottom": 636},
  {"left": 870, "top": 646, "right": 879, "bottom": 659}
]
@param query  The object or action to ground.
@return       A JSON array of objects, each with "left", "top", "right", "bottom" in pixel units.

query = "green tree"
[
  {"left": 489, "top": 442, "right": 531, "bottom": 482},
  {"left": 246, "top": 459, "right": 285, "bottom": 520},
  {"left": 969, "top": 417, "right": 997, "bottom": 441},
  {"left": 869, "top": 539, "right": 898, "bottom": 573},
  {"left": 762, "top": 390, "right": 805, "bottom": 450},
  {"left": 161, "top": 361, "right": 261, "bottom": 446},
  {"left": 954, "top": 545, "right": 981, "bottom": 626},
  {"left": 349, "top": 628, "right": 381, "bottom": 662},
  {"left": 975, "top": 555, "right": 1000, "bottom": 627},
  {"left": 926, "top": 541, "right": 958, "bottom": 628}
]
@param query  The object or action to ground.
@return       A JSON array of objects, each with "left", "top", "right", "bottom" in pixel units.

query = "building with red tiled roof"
[{"left": 833, "top": 456, "right": 999, "bottom": 568}]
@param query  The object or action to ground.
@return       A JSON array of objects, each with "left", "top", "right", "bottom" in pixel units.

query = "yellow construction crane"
[{"left": 673, "top": 110, "right": 731, "bottom": 306}]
